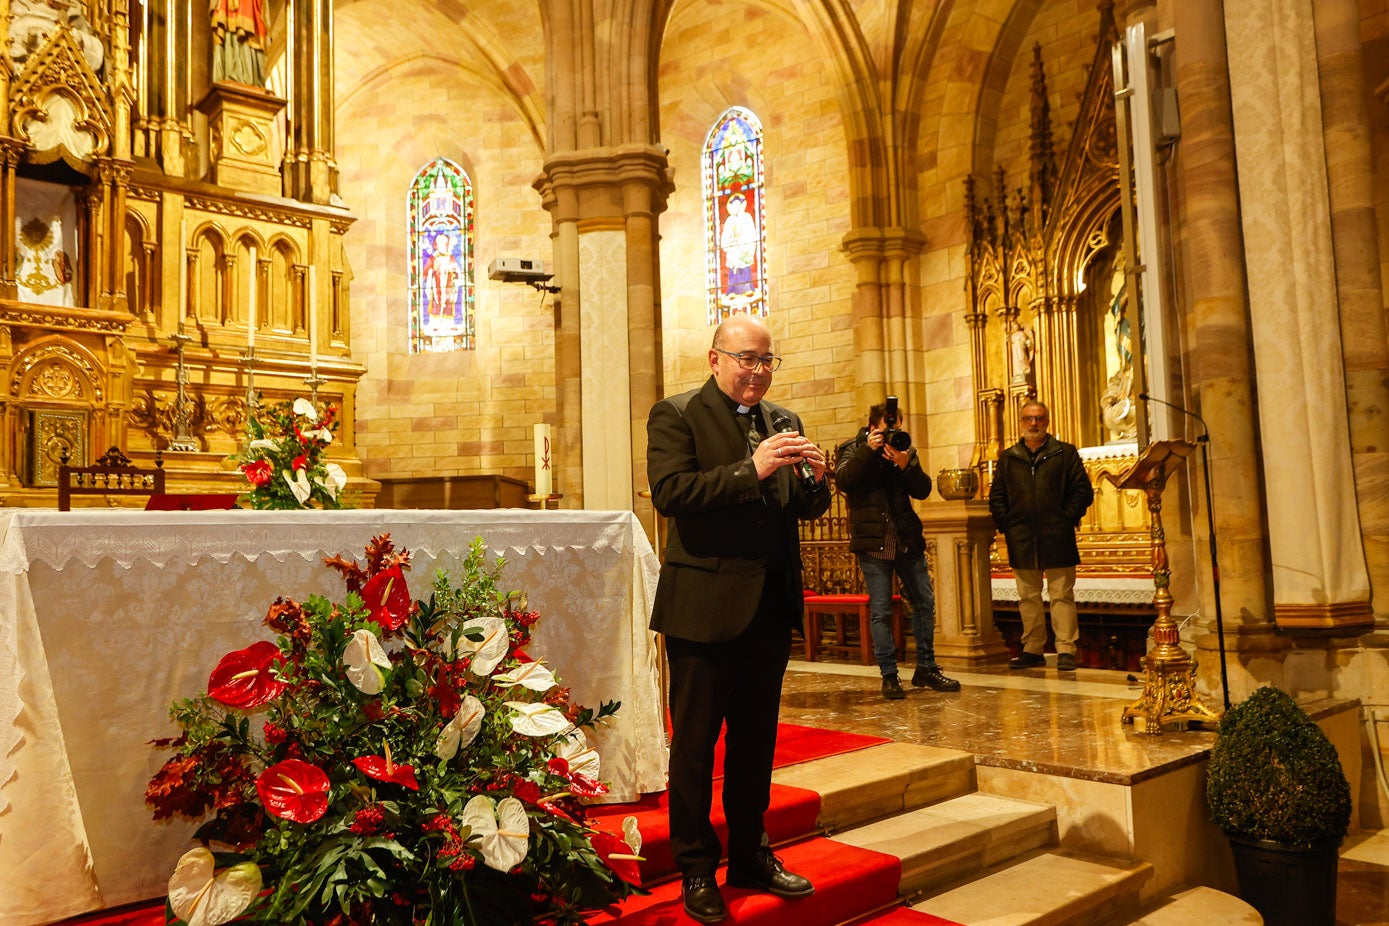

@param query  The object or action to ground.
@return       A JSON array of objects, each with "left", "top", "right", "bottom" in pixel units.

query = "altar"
[{"left": 0, "top": 509, "right": 667, "bottom": 926}]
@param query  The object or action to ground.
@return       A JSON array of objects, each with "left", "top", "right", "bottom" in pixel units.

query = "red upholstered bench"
[{"left": 801, "top": 593, "right": 905, "bottom": 665}]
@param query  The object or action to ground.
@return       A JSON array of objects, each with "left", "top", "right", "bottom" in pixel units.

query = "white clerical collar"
[{"left": 736, "top": 404, "right": 754, "bottom": 414}]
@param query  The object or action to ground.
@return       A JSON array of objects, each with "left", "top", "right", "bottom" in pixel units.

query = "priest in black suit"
[{"left": 646, "top": 314, "right": 830, "bottom": 924}]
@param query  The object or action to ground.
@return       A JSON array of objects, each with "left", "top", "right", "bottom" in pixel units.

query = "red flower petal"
[
  {"left": 361, "top": 566, "right": 410, "bottom": 631},
  {"left": 241, "top": 460, "right": 273, "bottom": 487},
  {"left": 591, "top": 830, "right": 642, "bottom": 885},
  {"left": 352, "top": 755, "right": 420, "bottom": 790},
  {"left": 256, "top": 759, "right": 330, "bottom": 822},
  {"left": 208, "top": 641, "right": 287, "bottom": 709}
]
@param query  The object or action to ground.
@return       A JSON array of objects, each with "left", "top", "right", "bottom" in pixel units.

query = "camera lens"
[{"left": 888, "top": 430, "right": 912, "bottom": 451}]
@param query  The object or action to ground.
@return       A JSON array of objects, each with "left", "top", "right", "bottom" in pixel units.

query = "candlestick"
[
  {"left": 168, "top": 331, "right": 198, "bottom": 452},
  {"left": 533, "top": 423, "right": 552, "bottom": 498},
  {"left": 177, "top": 217, "right": 187, "bottom": 334},
  {"left": 307, "top": 264, "right": 317, "bottom": 371},
  {"left": 246, "top": 245, "right": 258, "bottom": 349},
  {"left": 242, "top": 346, "right": 258, "bottom": 410}
]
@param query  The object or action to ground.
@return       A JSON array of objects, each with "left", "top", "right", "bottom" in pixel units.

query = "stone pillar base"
[
  {"left": 920, "top": 499, "right": 1010, "bottom": 666},
  {"left": 196, "top": 82, "right": 287, "bottom": 196}
]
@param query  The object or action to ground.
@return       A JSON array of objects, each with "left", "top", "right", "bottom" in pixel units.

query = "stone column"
[
  {"left": 284, "top": 0, "right": 337, "bottom": 205},
  {"left": 1312, "top": 0, "right": 1389, "bottom": 625},
  {"left": 919, "top": 501, "right": 1009, "bottom": 666},
  {"left": 1223, "top": 0, "right": 1371, "bottom": 630}
]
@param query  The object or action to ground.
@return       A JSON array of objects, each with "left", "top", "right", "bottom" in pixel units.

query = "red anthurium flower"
[
  {"left": 591, "top": 830, "right": 642, "bottom": 885},
  {"left": 240, "top": 460, "right": 273, "bottom": 487},
  {"left": 513, "top": 649, "right": 533, "bottom": 663},
  {"left": 256, "top": 759, "right": 330, "bottom": 823},
  {"left": 430, "top": 677, "right": 461, "bottom": 718},
  {"left": 361, "top": 566, "right": 410, "bottom": 631},
  {"left": 352, "top": 742, "right": 419, "bottom": 791},
  {"left": 208, "top": 641, "right": 287, "bottom": 709},
  {"left": 292, "top": 453, "right": 308, "bottom": 471},
  {"left": 546, "top": 756, "right": 608, "bottom": 798}
]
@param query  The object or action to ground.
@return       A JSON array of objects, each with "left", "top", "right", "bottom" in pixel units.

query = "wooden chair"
[
  {"left": 802, "top": 592, "right": 906, "bottom": 664},
  {"left": 58, "top": 446, "right": 165, "bottom": 510}
]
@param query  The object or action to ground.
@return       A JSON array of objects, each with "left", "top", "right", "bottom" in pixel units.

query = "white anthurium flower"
[
  {"left": 248, "top": 439, "right": 279, "bottom": 453},
  {"left": 493, "top": 660, "right": 557, "bottom": 692},
  {"left": 622, "top": 815, "right": 643, "bottom": 855},
  {"left": 293, "top": 397, "right": 318, "bottom": 421},
  {"left": 314, "top": 463, "right": 348, "bottom": 500},
  {"left": 461, "top": 795, "right": 530, "bottom": 872},
  {"left": 505, "top": 700, "right": 570, "bottom": 737},
  {"left": 458, "top": 616, "right": 509, "bottom": 676},
  {"left": 434, "top": 694, "right": 485, "bottom": 760},
  {"left": 283, "top": 469, "right": 312, "bottom": 505},
  {"left": 554, "top": 727, "right": 601, "bottom": 780},
  {"left": 168, "top": 846, "right": 262, "bottom": 926},
  {"left": 303, "top": 426, "right": 334, "bottom": 445},
  {"left": 343, "top": 628, "right": 392, "bottom": 694}
]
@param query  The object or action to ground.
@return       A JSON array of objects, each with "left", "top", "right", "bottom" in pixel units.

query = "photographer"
[{"left": 835, "top": 400, "right": 960, "bottom": 700}]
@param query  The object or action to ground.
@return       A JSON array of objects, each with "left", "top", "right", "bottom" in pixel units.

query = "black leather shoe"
[
  {"left": 682, "top": 874, "right": 727, "bottom": 923},
  {"left": 1009, "top": 651, "right": 1046, "bottom": 669},
  {"left": 912, "top": 665, "right": 961, "bottom": 692},
  {"left": 726, "top": 850, "right": 815, "bottom": 898},
  {"left": 881, "top": 674, "right": 906, "bottom": 700},
  {"left": 1056, "top": 653, "right": 1076, "bottom": 671}
]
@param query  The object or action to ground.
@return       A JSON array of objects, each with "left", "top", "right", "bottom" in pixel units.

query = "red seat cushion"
[{"left": 803, "top": 594, "right": 870, "bottom": 604}]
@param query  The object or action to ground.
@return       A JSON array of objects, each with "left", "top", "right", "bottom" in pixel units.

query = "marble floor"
[{"left": 779, "top": 655, "right": 1389, "bottom": 925}]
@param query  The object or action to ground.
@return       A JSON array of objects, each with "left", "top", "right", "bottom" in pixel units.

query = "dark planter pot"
[{"left": 1227, "top": 833, "right": 1341, "bottom": 926}]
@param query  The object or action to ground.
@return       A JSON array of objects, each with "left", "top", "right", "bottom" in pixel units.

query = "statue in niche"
[
  {"left": 210, "top": 0, "right": 269, "bottom": 87},
  {"left": 1100, "top": 271, "right": 1137, "bottom": 442},
  {"left": 1006, "top": 317, "right": 1035, "bottom": 386},
  {"left": 9, "top": 0, "right": 105, "bottom": 73}
]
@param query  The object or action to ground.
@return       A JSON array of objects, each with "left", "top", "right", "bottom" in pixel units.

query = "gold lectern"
[{"left": 1112, "top": 440, "right": 1221, "bottom": 734}]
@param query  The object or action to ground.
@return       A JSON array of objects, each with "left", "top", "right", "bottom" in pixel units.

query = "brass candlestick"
[
  {"left": 167, "top": 332, "right": 199, "bottom": 452},
  {"left": 242, "top": 347, "right": 259, "bottom": 410}
]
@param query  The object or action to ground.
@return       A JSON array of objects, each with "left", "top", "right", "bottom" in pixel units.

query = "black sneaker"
[
  {"left": 1009, "top": 651, "right": 1046, "bottom": 669},
  {"left": 881, "top": 674, "right": 906, "bottom": 700},
  {"left": 911, "top": 666, "right": 961, "bottom": 692},
  {"left": 1056, "top": 653, "right": 1076, "bottom": 671}
]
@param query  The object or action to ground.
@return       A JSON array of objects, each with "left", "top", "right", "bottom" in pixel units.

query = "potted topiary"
[{"left": 1205, "top": 685, "right": 1352, "bottom": 926}]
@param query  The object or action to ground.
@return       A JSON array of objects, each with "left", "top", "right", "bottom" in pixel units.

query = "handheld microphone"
[
  {"left": 769, "top": 411, "right": 820, "bottom": 488},
  {"left": 1138, "top": 392, "right": 1209, "bottom": 441}
]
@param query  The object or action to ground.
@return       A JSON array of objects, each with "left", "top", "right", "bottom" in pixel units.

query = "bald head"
[{"left": 712, "top": 313, "right": 771, "bottom": 351}]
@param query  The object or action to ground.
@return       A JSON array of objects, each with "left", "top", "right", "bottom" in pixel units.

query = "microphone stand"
[{"left": 1139, "top": 392, "right": 1231, "bottom": 711}]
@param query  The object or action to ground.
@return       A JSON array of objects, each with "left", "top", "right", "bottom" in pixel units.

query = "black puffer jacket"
[
  {"left": 834, "top": 427, "right": 932, "bottom": 557},
  {"left": 988, "top": 435, "right": 1094, "bottom": 570}
]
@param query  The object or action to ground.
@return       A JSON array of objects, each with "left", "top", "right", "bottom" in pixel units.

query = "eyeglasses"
[
  {"left": 716, "top": 349, "right": 782, "bottom": 372},
  {"left": 1021, "top": 415, "right": 1048, "bottom": 423}
]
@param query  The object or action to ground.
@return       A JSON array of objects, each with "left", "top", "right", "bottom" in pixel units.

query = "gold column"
[
  {"left": 137, "top": 0, "right": 194, "bottom": 174},
  {"left": 0, "top": 139, "right": 21, "bottom": 300},
  {"left": 1170, "top": 0, "right": 1273, "bottom": 643},
  {"left": 94, "top": 159, "right": 134, "bottom": 313},
  {"left": 1313, "top": 0, "right": 1389, "bottom": 625},
  {"left": 284, "top": 0, "right": 337, "bottom": 205}
]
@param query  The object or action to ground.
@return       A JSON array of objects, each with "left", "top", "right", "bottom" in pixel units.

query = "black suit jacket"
[{"left": 647, "top": 376, "right": 830, "bottom": 643}]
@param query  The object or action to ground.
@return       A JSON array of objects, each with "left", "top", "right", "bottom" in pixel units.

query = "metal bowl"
[{"left": 937, "top": 467, "right": 980, "bottom": 500}]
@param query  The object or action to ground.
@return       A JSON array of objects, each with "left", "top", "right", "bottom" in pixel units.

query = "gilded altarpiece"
[
  {"left": 965, "top": 26, "right": 1153, "bottom": 605},
  {"left": 0, "top": 1, "right": 367, "bottom": 506}
]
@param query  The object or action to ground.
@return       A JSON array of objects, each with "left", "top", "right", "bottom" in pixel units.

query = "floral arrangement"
[
  {"left": 146, "top": 535, "right": 643, "bottom": 925},
  {"left": 233, "top": 397, "right": 347, "bottom": 509}
]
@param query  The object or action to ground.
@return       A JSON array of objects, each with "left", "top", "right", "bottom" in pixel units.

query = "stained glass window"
[
  {"left": 408, "top": 158, "right": 474, "bottom": 353},
  {"left": 704, "top": 107, "right": 767, "bottom": 325}
]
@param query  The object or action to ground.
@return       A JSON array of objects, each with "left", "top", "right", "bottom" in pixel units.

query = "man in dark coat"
[
  {"left": 988, "top": 400, "right": 1094, "bottom": 671},
  {"left": 835, "top": 403, "right": 960, "bottom": 700},
  {"left": 647, "top": 314, "right": 829, "bottom": 924}
]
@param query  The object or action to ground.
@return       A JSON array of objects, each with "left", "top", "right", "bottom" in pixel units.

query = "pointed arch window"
[
  {"left": 408, "top": 158, "right": 475, "bottom": 353},
  {"left": 704, "top": 107, "right": 767, "bottom": 325}
]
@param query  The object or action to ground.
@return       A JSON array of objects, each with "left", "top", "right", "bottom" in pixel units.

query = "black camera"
[{"left": 883, "top": 395, "right": 912, "bottom": 451}]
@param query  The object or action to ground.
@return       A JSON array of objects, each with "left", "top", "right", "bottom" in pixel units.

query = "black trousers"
[{"left": 664, "top": 577, "right": 792, "bottom": 877}]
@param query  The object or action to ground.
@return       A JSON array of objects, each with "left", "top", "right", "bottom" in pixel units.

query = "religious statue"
[
  {"left": 9, "top": 0, "right": 105, "bottom": 73},
  {"left": 1007, "top": 318, "right": 1035, "bottom": 386},
  {"left": 210, "top": 0, "right": 269, "bottom": 87}
]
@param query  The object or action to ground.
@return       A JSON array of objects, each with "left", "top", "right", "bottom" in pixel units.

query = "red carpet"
[{"left": 714, "top": 722, "right": 891, "bottom": 775}]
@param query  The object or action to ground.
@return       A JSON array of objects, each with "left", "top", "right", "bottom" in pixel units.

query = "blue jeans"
[{"left": 857, "top": 553, "right": 936, "bottom": 676}]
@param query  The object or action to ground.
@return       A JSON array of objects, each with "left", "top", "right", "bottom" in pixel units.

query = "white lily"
[
  {"left": 293, "top": 397, "right": 318, "bottom": 421},
  {"left": 435, "top": 694, "right": 485, "bottom": 760},
  {"left": 457, "top": 616, "right": 509, "bottom": 675},
  {"left": 283, "top": 468, "right": 312, "bottom": 505},
  {"left": 505, "top": 700, "right": 570, "bottom": 737},
  {"left": 343, "top": 628, "right": 391, "bottom": 694},
  {"left": 461, "top": 795, "right": 530, "bottom": 872},
  {"left": 494, "top": 660, "right": 557, "bottom": 692},
  {"left": 168, "top": 847, "right": 262, "bottom": 926},
  {"left": 248, "top": 439, "right": 279, "bottom": 453},
  {"left": 553, "top": 727, "right": 601, "bottom": 779}
]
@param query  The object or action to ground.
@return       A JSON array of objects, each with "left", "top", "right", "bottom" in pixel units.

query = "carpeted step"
[
  {"left": 847, "top": 909, "right": 969, "bottom": 926},
  {"left": 833, "top": 791, "right": 1057, "bottom": 896},
  {"left": 585, "top": 837, "right": 905, "bottom": 926},
  {"left": 1108, "top": 885, "right": 1262, "bottom": 925},
  {"left": 908, "top": 849, "right": 1154, "bottom": 926},
  {"left": 774, "top": 743, "right": 976, "bottom": 832}
]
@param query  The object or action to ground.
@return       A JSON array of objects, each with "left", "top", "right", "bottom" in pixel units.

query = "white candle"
[
  {"left": 534, "top": 423, "right": 552, "bottom": 498},
  {"left": 307, "top": 264, "right": 317, "bottom": 370},
  {"left": 246, "top": 246, "right": 258, "bottom": 349},
  {"left": 177, "top": 217, "right": 187, "bottom": 333}
]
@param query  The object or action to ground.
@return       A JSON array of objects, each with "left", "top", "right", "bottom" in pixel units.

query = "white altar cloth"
[{"left": 0, "top": 509, "right": 667, "bottom": 926}]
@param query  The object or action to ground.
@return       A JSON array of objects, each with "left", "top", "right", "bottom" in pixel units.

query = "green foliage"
[{"left": 1205, "top": 685, "right": 1351, "bottom": 847}]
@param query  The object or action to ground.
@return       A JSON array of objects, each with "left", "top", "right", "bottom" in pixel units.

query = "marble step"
[
  {"left": 833, "top": 791, "right": 1057, "bottom": 896},
  {"left": 910, "top": 848, "right": 1154, "bottom": 926},
  {"left": 1107, "top": 885, "right": 1262, "bottom": 925},
  {"left": 772, "top": 742, "right": 978, "bottom": 831}
]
